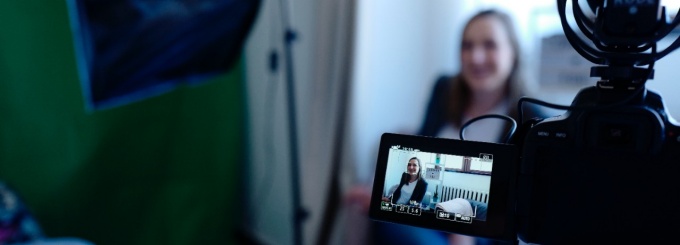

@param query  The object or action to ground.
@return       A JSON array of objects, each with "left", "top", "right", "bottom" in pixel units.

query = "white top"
[
  {"left": 388, "top": 179, "right": 419, "bottom": 205},
  {"left": 437, "top": 101, "right": 509, "bottom": 143}
]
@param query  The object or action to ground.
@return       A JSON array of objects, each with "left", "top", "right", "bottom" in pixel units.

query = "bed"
[{"left": 438, "top": 186, "right": 489, "bottom": 221}]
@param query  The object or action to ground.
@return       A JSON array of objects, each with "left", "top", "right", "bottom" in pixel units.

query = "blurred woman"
[
  {"left": 419, "top": 9, "right": 535, "bottom": 143},
  {"left": 347, "top": 9, "right": 537, "bottom": 245},
  {"left": 376, "top": 9, "right": 536, "bottom": 245}
]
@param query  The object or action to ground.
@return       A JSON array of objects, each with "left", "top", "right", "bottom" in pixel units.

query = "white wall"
[
  {"left": 441, "top": 172, "right": 491, "bottom": 194},
  {"left": 351, "top": 1, "right": 475, "bottom": 185},
  {"left": 646, "top": 37, "right": 680, "bottom": 120},
  {"left": 657, "top": 1, "right": 680, "bottom": 119}
]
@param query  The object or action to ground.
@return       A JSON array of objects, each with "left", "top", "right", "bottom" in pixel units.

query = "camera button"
[{"left": 554, "top": 131, "right": 568, "bottom": 140}]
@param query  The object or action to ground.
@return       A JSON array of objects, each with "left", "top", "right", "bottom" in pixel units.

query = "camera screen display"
[
  {"left": 380, "top": 146, "right": 493, "bottom": 222},
  {"left": 369, "top": 133, "right": 518, "bottom": 241}
]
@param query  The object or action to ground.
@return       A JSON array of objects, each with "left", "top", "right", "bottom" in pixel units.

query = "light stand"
[{"left": 279, "top": 0, "right": 307, "bottom": 244}]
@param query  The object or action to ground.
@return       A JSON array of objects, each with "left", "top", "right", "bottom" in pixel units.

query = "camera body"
[
  {"left": 369, "top": 88, "right": 680, "bottom": 243},
  {"left": 517, "top": 0, "right": 680, "bottom": 240},
  {"left": 517, "top": 85, "right": 680, "bottom": 243},
  {"left": 369, "top": 0, "right": 680, "bottom": 243}
]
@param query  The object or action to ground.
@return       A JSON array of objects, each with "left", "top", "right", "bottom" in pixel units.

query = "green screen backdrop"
[{"left": 0, "top": 1, "right": 246, "bottom": 244}]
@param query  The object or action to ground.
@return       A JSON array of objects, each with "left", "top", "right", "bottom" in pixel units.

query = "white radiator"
[{"left": 440, "top": 186, "right": 488, "bottom": 204}]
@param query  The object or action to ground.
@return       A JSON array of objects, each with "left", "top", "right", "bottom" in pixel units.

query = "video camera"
[{"left": 369, "top": 0, "right": 680, "bottom": 243}]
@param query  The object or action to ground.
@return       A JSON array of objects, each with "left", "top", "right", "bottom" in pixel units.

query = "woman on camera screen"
[{"left": 382, "top": 157, "right": 428, "bottom": 205}]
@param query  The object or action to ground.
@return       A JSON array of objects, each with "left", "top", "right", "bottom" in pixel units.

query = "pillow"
[{"left": 435, "top": 198, "right": 473, "bottom": 216}]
